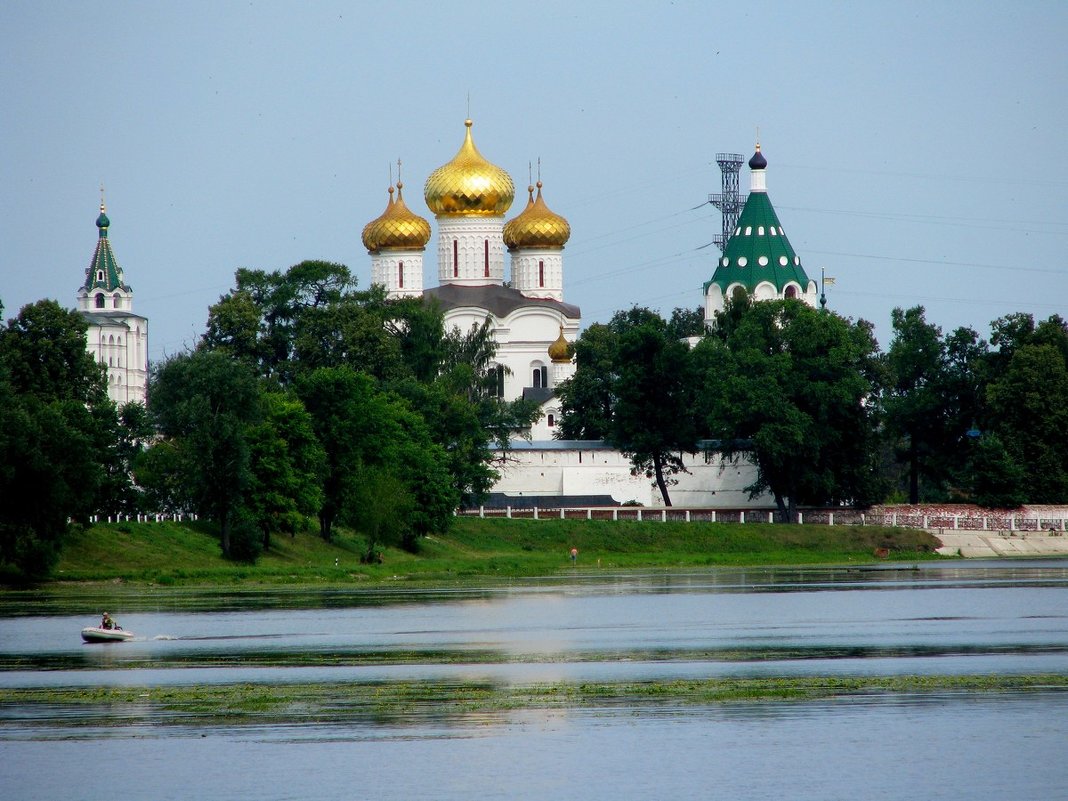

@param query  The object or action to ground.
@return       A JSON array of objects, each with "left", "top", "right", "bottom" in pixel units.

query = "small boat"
[{"left": 81, "top": 626, "right": 134, "bottom": 643}]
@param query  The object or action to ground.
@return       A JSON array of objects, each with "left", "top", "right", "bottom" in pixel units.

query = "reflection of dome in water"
[
  {"left": 424, "top": 119, "right": 515, "bottom": 216},
  {"left": 503, "top": 181, "right": 571, "bottom": 250},
  {"left": 362, "top": 182, "right": 430, "bottom": 252}
]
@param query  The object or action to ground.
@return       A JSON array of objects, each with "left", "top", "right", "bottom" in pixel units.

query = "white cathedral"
[
  {"left": 358, "top": 121, "right": 786, "bottom": 508},
  {"left": 360, "top": 119, "right": 578, "bottom": 441},
  {"left": 76, "top": 198, "right": 148, "bottom": 406}
]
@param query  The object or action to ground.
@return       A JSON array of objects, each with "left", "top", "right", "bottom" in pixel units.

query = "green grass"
[{"left": 32, "top": 515, "right": 944, "bottom": 589}]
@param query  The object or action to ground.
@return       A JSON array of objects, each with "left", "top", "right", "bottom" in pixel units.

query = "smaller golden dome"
[
  {"left": 503, "top": 181, "right": 571, "bottom": 250},
  {"left": 371, "top": 181, "right": 431, "bottom": 251},
  {"left": 361, "top": 185, "right": 394, "bottom": 252},
  {"left": 424, "top": 119, "right": 515, "bottom": 216},
  {"left": 362, "top": 182, "right": 432, "bottom": 252},
  {"left": 548, "top": 325, "right": 572, "bottom": 363}
]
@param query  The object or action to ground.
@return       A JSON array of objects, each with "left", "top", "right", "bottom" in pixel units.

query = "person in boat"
[{"left": 100, "top": 612, "right": 116, "bottom": 630}]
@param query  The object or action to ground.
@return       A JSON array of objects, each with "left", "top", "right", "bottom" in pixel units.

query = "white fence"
[{"left": 459, "top": 506, "right": 1068, "bottom": 533}]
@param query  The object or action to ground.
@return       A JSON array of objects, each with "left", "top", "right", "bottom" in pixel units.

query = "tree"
[
  {"left": 696, "top": 300, "right": 881, "bottom": 522},
  {"left": 244, "top": 391, "right": 325, "bottom": 550},
  {"left": 0, "top": 301, "right": 111, "bottom": 577},
  {"left": 296, "top": 366, "right": 458, "bottom": 545},
  {"left": 555, "top": 323, "right": 618, "bottom": 440},
  {"left": 201, "top": 260, "right": 357, "bottom": 381},
  {"left": 608, "top": 308, "right": 698, "bottom": 506},
  {"left": 883, "top": 306, "right": 950, "bottom": 503},
  {"left": 966, "top": 432, "right": 1027, "bottom": 509},
  {"left": 557, "top": 308, "right": 698, "bottom": 504},
  {"left": 985, "top": 341, "right": 1068, "bottom": 502},
  {"left": 145, "top": 350, "right": 263, "bottom": 559}
]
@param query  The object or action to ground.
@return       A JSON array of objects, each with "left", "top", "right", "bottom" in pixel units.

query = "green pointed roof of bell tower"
[
  {"left": 704, "top": 144, "right": 811, "bottom": 297},
  {"left": 82, "top": 195, "right": 129, "bottom": 293}
]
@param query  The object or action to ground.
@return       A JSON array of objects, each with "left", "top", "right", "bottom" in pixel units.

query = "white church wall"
[{"left": 490, "top": 442, "right": 775, "bottom": 509}]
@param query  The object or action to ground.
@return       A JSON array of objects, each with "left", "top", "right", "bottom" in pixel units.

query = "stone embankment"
[
  {"left": 874, "top": 504, "right": 1068, "bottom": 558},
  {"left": 932, "top": 529, "right": 1068, "bottom": 558}
]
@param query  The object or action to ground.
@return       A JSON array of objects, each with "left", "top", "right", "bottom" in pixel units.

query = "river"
[{"left": 2, "top": 560, "right": 1067, "bottom": 800}]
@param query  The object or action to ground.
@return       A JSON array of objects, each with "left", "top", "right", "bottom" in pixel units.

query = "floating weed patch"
[{"left": 3, "top": 675, "right": 1065, "bottom": 728}]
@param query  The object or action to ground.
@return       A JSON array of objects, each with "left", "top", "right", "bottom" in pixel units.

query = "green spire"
[{"left": 82, "top": 197, "right": 127, "bottom": 293}]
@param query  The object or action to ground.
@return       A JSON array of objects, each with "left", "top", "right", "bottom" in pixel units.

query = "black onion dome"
[{"left": 748, "top": 145, "right": 767, "bottom": 170}]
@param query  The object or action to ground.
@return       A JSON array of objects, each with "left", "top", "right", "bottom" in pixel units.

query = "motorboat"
[{"left": 81, "top": 626, "right": 134, "bottom": 643}]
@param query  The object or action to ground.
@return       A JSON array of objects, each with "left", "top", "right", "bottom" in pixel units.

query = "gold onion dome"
[
  {"left": 503, "top": 181, "right": 571, "bottom": 250},
  {"left": 361, "top": 185, "right": 394, "bottom": 252},
  {"left": 362, "top": 183, "right": 432, "bottom": 252},
  {"left": 424, "top": 119, "right": 515, "bottom": 216},
  {"left": 548, "top": 326, "right": 572, "bottom": 363}
]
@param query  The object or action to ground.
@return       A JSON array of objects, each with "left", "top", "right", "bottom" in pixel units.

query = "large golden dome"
[
  {"left": 362, "top": 183, "right": 431, "bottom": 252},
  {"left": 424, "top": 119, "right": 514, "bottom": 216},
  {"left": 503, "top": 181, "right": 571, "bottom": 249}
]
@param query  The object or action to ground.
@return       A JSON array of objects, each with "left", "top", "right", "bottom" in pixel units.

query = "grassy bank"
[{"left": 35, "top": 516, "right": 943, "bottom": 588}]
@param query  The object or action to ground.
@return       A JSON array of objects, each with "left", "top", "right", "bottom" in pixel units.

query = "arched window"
[
  {"left": 484, "top": 240, "right": 490, "bottom": 277},
  {"left": 95, "top": 293, "right": 105, "bottom": 309},
  {"left": 532, "top": 365, "right": 548, "bottom": 388},
  {"left": 488, "top": 364, "right": 505, "bottom": 397},
  {"left": 97, "top": 270, "right": 104, "bottom": 282},
  {"left": 398, "top": 261, "right": 404, "bottom": 289},
  {"left": 453, "top": 240, "right": 459, "bottom": 277},
  {"left": 547, "top": 413, "right": 555, "bottom": 428},
  {"left": 113, "top": 293, "right": 122, "bottom": 309},
  {"left": 784, "top": 285, "right": 798, "bottom": 299},
  {"left": 538, "top": 260, "right": 544, "bottom": 287}
]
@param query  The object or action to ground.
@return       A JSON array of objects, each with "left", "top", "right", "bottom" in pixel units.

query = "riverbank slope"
[{"left": 8, "top": 517, "right": 943, "bottom": 587}]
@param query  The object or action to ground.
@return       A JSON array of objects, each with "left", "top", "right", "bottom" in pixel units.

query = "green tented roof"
[
  {"left": 82, "top": 209, "right": 129, "bottom": 293},
  {"left": 703, "top": 190, "right": 810, "bottom": 295}
]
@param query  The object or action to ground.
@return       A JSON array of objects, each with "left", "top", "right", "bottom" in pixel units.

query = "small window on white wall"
[{"left": 547, "top": 413, "right": 555, "bottom": 428}]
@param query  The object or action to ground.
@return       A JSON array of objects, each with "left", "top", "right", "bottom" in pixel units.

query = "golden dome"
[
  {"left": 361, "top": 185, "right": 394, "bottom": 252},
  {"left": 373, "top": 182, "right": 431, "bottom": 250},
  {"left": 424, "top": 119, "right": 515, "bottom": 216},
  {"left": 548, "top": 326, "right": 572, "bottom": 363},
  {"left": 503, "top": 181, "right": 571, "bottom": 250},
  {"left": 362, "top": 183, "right": 432, "bottom": 252}
]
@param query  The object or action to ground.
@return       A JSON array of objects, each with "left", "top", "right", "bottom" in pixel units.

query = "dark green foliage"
[
  {"left": 558, "top": 308, "right": 699, "bottom": 505},
  {"left": 295, "top": 367, "right": 458, "bottom": 545},
  {"left": 984, "top": 336, "right": 1068, "bottom": 502},
  {"left": 0, "top": 301, "right": 112, "bottom": 578},
  {"left": 696, "top": 300, "right": 882, "bottom": 521},
  {"left": 966, "top": 432, "right": 1027, "bottom": 509},
  {"left": 144, "top": 350, "right": 263, "bottom": 559}
]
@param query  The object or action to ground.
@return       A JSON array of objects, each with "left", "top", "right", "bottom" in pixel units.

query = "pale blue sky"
[{"left": 3, "top": 0, "right": 1066, "bottom": 362}]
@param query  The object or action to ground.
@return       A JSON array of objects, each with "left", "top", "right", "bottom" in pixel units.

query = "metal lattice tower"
[{"left": 709, "top": 153, "right": 746, "bottom": 252}]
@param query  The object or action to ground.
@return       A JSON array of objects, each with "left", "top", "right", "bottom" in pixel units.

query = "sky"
[{"left": 2, "top": 0, "right": 1066, "bottom": 364}]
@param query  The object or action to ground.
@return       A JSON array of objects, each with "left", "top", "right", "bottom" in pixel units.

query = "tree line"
[
  {"left": 0, "top": 261, "right": 538, "bottom": 577},
  {"left": 2, "top": 264, "right": 1065, "bottom": 578},
  {"left": 557, "top": 299, "right": 1068, "bottom": 520}
]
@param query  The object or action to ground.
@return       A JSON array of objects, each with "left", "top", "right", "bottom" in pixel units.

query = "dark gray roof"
[
  {"left": 471, "top": 493, "right": 622, "bottom": 510},
  {"left": 424, "top": 283, "right": 580, "bottom": 320},
  {"left": 78, "top": 310, "right": 147, "bottom": 328},
  {"left": 522, "top": 386, "right": 555, "bottom": 405},
  {"left": 490, "top": 439, "right": 618, "bottom": 451}
]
